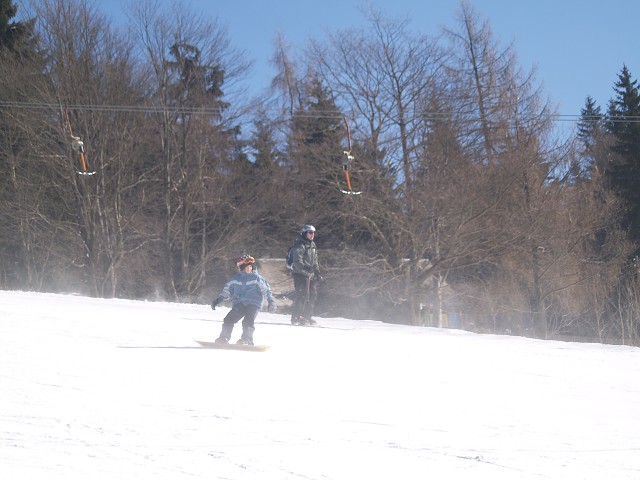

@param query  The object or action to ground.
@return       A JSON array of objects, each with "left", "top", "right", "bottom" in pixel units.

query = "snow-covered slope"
[{"left": 1, "top": 291, "right": 639, "bottom": 479}]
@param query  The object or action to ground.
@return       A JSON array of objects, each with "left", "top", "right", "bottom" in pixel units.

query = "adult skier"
[
  {"left": 211, "top": 254, "right": 277, "bottom": 345},
  {"left": 289, "top": 225, "right": 322, "bottom": 325}
]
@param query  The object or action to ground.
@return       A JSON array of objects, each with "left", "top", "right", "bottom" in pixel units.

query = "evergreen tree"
[
  {"left": 575, "top": 96, "right": 605, "bottom": 181},
  {"left": 578, "top": 96, "right": 603, "bottom": 149},
  {"left": 606, "top": 65, "right": 640, "bottom": 248},
  {"left": 162, "top": 41, "right": 236, "bottom": 297},
  {"left": 0, "top": 0, "right": 37, "bottom": 58},
  {"left": 239, "top": 112, "right": 290, "bottom": 251},
  {"left": 287, "top": 78, "right": 346, "bottom": 245}
]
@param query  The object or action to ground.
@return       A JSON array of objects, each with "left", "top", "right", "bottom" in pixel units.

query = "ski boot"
[
  {"left": 237, "top": 327, "right": 255, "bottom": 345},
  {"left": 215, "top": 323, "right": 233, "bottom": 343}
]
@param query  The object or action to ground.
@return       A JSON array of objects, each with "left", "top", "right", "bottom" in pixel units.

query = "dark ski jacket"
[
  {"left": 218, "top": 271, "right": 274, "bottom": 310},
  {"left": 290, "top": 236, "right": 320, "bottom": 277}
]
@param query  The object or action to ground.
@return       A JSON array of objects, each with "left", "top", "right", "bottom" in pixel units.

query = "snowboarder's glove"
[
  {"left": 268, "top": 301, "right": 277, "bottom": 314},
  {"left": 314, "top": 269, "right": 323, "bottom": 281},
  {"left": 211, "top": 296, "right": 224, "bottom": 310}
]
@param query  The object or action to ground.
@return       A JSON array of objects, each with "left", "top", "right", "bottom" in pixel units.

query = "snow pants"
[
  {"left": 218, "top": 303, "right": 259, "bottom": 342},
  {"left": 290, "top": 273, "right": 318, "bottom": 321}
]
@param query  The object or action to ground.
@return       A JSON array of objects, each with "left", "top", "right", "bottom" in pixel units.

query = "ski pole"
[{"left": 304, "top": 273, "right": 311, "bottom": 313}]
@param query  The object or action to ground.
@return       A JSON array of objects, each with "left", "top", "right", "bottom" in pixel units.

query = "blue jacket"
[{"left": 218, "top": 271, "right": 274, "bottom": 309}]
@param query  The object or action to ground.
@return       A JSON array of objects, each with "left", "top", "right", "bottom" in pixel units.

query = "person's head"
[
  {"left": 236, "top": 254, "right": 255, "bottom": 272},
  {"left": 301, "top": 224, "right": 316, "bottom": 240}
]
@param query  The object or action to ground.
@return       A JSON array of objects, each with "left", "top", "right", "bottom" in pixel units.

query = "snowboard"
[{"left": 195, "top": 340, "right": 269, "bottom": 352}]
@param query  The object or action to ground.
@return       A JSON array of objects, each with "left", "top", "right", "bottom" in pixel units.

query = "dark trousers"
[
  {"left": 291, "top": 273, "right": 318, "bottom": 320},
  {"left": 218, "top": 303, "right": 259, "bottom": 341}
]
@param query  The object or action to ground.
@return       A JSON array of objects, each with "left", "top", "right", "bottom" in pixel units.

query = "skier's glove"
[
  {"left": 211, "top": 296, "right": 224, "bottom": 310},
  {"left": 268, "top": 301, "right": 277, "bottom": 314},
  {"left": 314, "top": 269, "right": 324, "bottom": 282}
]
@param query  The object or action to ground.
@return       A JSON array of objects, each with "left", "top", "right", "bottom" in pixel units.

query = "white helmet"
[{"left": 301, "top": 225, "right": 316, "bottom": 234}]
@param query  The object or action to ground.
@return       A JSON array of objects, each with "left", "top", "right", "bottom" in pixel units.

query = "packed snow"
[{"left": 1, "top": 290, "right": 639, "bottom": 479}]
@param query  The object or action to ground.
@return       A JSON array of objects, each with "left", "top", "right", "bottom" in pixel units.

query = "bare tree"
[
  {"left": 303, "top": 2, "right": 619, "bottom": 335},
  {"left": 269, "top": 32, "right": 303, "bottom": 118},
  {"left": 0, "top": 44, "right": 66, "bottom": 290},
  {"left": 7, "top": 0, "right": 151, "bottom": 297},
  {"left": 306, "top": 9, "right": 455, "bottom": 323},
  {"left": 130, "top": 0, "right": 252, "bottom": 300}
]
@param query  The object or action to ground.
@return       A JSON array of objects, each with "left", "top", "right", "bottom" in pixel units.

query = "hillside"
[{"left": 1, "top": 291, "right": 639, "bottom": 479}]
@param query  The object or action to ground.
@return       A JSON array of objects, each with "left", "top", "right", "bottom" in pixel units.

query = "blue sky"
[{"left": 100, "top": 0, "right": 638, "bottom": 122}]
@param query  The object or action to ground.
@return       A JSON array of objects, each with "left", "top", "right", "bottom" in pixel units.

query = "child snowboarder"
[{"left": 211, "top": 254, "right": 277, "bottom": 345}]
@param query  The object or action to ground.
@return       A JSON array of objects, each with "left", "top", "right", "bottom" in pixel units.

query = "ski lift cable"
[{"left": 2, "top": 100, "right": 640, "bottom": 123}]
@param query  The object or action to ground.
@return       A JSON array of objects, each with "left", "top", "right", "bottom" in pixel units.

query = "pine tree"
[
  {"left": 287, "top": 78, "right": 346, "bottom": 243},
  {"left": 606, "top": 65, "right": 640, "bottom": 247},
  {"left": 0, "top": 0, "right": 37, "bottom": 58},
  {"left": 578, "top": 96, "right": 603, "bottom": 153},
  {"left": 289, "top": 78, "right": 343, "bottom": 180},
  {"left": 575, "top": 96, "right": 605, "bottom": 180}
]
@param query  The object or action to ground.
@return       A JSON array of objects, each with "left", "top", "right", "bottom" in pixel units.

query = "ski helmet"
[
  {"left": 301, "top": 225, "right": 316, "bottom": 235},
  {"left": 236, "top": 254, "right": 255, "bottom": 269}
]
